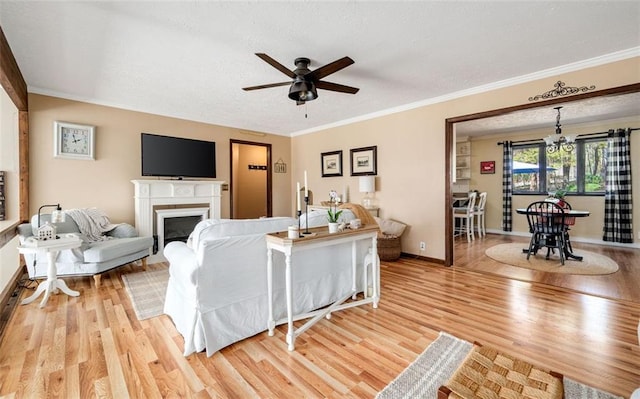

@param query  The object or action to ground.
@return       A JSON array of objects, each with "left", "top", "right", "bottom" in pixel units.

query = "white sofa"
[{"left": 163, "top": 209, "right": 377, "bottom": 357}]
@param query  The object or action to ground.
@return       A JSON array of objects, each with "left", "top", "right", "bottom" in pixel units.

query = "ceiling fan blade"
[
  {"left": 315, "top": 80, "right": 359, "bottom": 94},
  {"left": 242, "top": 82, "right": 291, "bottom": 91},
  {"left": 255, "top": 53, "right": 296, "bottom": 79},
  {"left": 306, "top": 57, "right": 354, "bottom": 81}
]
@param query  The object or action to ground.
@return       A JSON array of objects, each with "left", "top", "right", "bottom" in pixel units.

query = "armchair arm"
[
  {"left": 17, "top": 223, "right": 33, "bottom": 238},
  {"left": 164, "top": 241, "right": 200, "bottom": 286}
]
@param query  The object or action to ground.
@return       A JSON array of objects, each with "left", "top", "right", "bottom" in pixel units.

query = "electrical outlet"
[{"left": 419, "top": 241, "right": 426, "bottom": 251}]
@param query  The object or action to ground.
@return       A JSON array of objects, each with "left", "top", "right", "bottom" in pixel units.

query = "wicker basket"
[{"left": 378, "top": 234, "right": 401, "bottom": 261}]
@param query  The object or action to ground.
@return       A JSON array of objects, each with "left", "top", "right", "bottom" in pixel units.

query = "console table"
[
  {"left": 18, "top": 235, "right": 82, "bottom": 308},
  {"left": 266, "top": 224, "right": 379, "bottom": 351}
]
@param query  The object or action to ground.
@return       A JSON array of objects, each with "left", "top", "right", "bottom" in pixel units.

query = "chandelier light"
[{"left": 543, "top": 106, "right": 575, "bottom": 153}]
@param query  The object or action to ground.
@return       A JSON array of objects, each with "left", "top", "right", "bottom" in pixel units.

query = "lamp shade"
[{"left": 359, "top": 176, "right": 375, "bottom": 193}]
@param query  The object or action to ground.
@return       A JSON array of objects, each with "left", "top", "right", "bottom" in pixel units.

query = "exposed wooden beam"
[{"left": 0, "top": 25, "right": 27, "bottom": 111}]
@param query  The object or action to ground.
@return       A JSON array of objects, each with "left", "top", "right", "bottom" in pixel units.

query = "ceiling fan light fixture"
[{"left": 288, "top": 79, "right": 317, "bottom": 102}]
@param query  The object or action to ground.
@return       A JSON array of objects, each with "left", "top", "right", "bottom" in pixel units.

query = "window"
[{"left": 513, "top": 137, "right": 607, "bottom": 195}]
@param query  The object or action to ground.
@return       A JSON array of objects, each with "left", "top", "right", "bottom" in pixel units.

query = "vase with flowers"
[
  {"left": 327, "top": 190, "right": 343, "bottom": 233},
  {"left": 547, "top": 189, "right": 567, "bottom": 207}
]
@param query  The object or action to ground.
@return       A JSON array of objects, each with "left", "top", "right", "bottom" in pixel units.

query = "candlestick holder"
[
  {"left": 297, "top": 210, "right": 302, "bottom": 238},
  {"left": 303, "top": 196, "right": 311, "bottom": 235}
]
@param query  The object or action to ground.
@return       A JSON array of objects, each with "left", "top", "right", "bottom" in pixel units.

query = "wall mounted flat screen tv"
[{"left": 141, "top": 133, "right": 216, "bottom": 178}]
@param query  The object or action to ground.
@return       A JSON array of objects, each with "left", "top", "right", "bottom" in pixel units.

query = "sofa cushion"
[
  {"left": 189, "top": 217, "right": 295, "bottom": 249},
  {"left": 106, "top": 223, "right": 139, "bottom": 238},
  {"left": 83, "top": 236, "right": 153, "bottom": 263}
]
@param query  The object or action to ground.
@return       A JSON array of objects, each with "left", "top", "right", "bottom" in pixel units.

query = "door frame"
[
  {"left": 444, "top": 83, "right": 640, "bottom": 266},
  {"left": 229, "top": 139, "right": 273, "bottom": 219}
]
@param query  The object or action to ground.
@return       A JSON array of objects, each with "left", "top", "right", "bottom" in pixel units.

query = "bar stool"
[{"left": 453, "top": 191, "right": 477, "bottom": 242}]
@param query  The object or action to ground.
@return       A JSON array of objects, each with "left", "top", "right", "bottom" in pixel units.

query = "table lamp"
[
  {"left": 35, "top": 203, "right": 65, "bottom": 240},
  {"left": 359, "top": 176, "right": 376, "bottom": 209}
]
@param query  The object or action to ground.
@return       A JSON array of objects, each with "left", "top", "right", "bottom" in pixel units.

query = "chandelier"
[{"left": 543, "top": 106, "right": 575, "bottom": 153}]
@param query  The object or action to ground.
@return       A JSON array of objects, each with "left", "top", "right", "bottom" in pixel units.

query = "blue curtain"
[
  {"left": 603, "top": 128, "right": 633, "bottom": 243},
  {"left": 502, "top": 141, "right": 513, "bottom": 231}
]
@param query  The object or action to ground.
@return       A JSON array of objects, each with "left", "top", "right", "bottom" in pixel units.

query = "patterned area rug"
[
  {"left": 485, "top": 243, "right": 619, "bottom": 275},
  {"left": 376, "top": 332, "right": 623, "bottom": 399},
  {"left": 121, "top": 268, "right": 169, "bottom": 320}
]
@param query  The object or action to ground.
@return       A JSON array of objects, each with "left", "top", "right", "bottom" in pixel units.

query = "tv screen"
[{"left": 141, "top": 133, "right": 216, "bottom": 178}]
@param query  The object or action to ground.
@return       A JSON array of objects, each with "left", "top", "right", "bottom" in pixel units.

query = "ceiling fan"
[{"left": 242, "top": 53, "right": 359, "bottom": 104}]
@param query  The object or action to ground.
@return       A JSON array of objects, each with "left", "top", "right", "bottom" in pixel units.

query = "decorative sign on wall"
[
  {"left": 274, "top": 158, "right": 287, "bottom": 173},
  {"left": 480, "top": 161, "right": 495, "bottom": 174},
  {"left": 248, "top": 164, "right": 267, "bottom": 170}
]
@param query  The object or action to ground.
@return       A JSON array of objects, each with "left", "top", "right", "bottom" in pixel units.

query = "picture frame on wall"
[
  {"left": 350, "top": 146, "right": 377, "bottom": 176},
  {"left": 53, "top": 121, "right": 96, "bottom": 160},
  {"left": 480, "top": 160, "right": 495, "bottom": 174},
  {"left": 321, "top": 150, "right": 343, "bottom": 177}
]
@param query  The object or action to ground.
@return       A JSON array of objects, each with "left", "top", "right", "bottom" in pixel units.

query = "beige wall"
[
  {"left": 28, "top": 94, "right": 292, "bottom": 224},
  {"left": 291, "top": 57, "right": 640, "bottom": 259},
  {"left": 469, "top": 115, "right": 640, "bottom": 242}
]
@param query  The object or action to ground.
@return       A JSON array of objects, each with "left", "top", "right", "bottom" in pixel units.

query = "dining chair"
[
  {"left": 474, "top": 192, "right": 487, "bottom": 237},
  {"left": 454, "top": 191, "right": 477, "bottom": 242},
  {"left": 525, "top": 200, "right": 568, "bottom": 264},
  {"left": 559, "top": 200, "right": 574, "bottom": 253}
]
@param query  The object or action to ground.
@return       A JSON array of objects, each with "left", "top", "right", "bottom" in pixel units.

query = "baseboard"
[
  {"left": 0, "top": 264, "right": 25, "bottom": 345},
  {"left": 400, "top": 252, "right": 445, "bottom": 265}
]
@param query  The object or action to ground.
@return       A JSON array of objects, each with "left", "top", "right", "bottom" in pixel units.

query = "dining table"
[{"left": 516, "top": 207, "right": 590, "bottom": 261}]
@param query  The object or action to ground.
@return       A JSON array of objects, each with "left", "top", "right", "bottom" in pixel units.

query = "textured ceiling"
[{"left": 1, "top": 1, "right": 639, "bottom": 136}]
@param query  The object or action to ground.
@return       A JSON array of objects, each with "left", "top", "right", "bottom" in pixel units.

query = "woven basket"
[{"left": 378, "top": 234, "right": 401, "bottom": 261}]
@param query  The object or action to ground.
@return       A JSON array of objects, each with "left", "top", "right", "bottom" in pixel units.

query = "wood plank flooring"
[
  {"left": 454, "top": 233, "right": 640, "bottom": 303},
  {"left": 0, "top": 241, "right": 638, "bottom": 398}
]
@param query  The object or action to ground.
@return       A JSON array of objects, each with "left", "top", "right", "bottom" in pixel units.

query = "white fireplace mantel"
[{"left": 131, "top": 179, "right": 225, "bottom": 263}]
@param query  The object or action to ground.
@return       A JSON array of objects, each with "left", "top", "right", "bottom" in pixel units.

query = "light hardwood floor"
[
  {"left": 0, "top": 239, "right": 638, "bottom": 398},
  {"left": 454, "top": 233, "right": 640, "bottom": 303}
]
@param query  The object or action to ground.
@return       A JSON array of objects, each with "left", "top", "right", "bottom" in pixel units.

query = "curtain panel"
[{"left": 603, "top": 128, "right": 633, "bottom": 243}]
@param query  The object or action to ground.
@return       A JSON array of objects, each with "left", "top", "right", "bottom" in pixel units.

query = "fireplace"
[
  {"left": 155, "top": 207, "right": 209, "bottom": 255},
  {"left": 132, "top": 179, "right": 224, "bottom": 263}
]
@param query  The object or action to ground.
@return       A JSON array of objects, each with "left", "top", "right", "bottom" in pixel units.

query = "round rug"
[{"left": 485, "top": 243, "right": 619, "bottom": 275}]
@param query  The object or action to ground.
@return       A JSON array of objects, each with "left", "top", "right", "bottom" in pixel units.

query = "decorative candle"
[
  {"left": 296, "top": 182, "right": 301, "bottom": 211},
  {"left": 304, "top": 171, "right": 308, "bottom": 197},
  {"left": 343, "top": 185, "right": 348, "bottom": 203}
]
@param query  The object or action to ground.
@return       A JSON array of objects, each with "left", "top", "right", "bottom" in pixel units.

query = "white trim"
[
  {"left": 27, "top": 48, "right": 640, "bottom": 138},
  {"left": 291, "top": 47, "right": 640, "bottom": 137}
]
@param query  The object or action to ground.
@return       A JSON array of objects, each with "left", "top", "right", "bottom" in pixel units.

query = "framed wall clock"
[{"left": 53, "top": 121, "right": 95, "bottom": 160}]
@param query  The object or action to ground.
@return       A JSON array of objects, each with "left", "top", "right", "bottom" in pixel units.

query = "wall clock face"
[{"left": 53, "top": 121, "right": 95, "bottom": 160}]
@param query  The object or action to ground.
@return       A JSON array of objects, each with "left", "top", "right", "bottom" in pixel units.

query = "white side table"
[{"left": 18, "top": 235, "right": 82, "bottom": 308}]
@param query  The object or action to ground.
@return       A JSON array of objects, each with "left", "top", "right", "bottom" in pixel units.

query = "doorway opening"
[{"left": 230, "top": 140, "right": 272, "bottom": 219}]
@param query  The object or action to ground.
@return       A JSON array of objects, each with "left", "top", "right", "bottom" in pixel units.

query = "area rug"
[
  {"left": 485, "top": 243, "right": 618, "bottom": 275},
  {"left": 121, "top": 268, "right": 169, "bottom": 320},
  {"left": 376, "top": 332, "right": 623, "bottom": 399}
]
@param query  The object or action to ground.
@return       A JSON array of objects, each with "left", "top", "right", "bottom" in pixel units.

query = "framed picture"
[
  {"left": 53, "top": 121, "right": 95, "bottom": 160},
  {"left": 321, "top": 150, "right": 343, "bottom": 177},
  {"left": 350, "top": 146, "right": 377, "bottom": 176},
  {"left": 480, "top": 160, "right": 495, "bottom": 174}
]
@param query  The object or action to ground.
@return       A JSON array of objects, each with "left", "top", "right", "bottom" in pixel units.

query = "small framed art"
[
  {"left": 321, "top": 150, "right": 343, "bottom": 177},
  {"left": 350, "top": 146, "right": 377, "bottom": 176},
  {"left": 480, "top": 161, "right": 495, "bottom": 174},
  {"left": 53, "top": 121, "right": 96, "bottom": 160}
]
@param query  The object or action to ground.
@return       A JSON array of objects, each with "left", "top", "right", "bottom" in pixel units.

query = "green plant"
[
  {"left": 327, "top": 208, "right": 343, "bottom": 223},
  {"left": 327, "top": 189, "right": 342, "bottom": 223},
  {"left": 553, "top": 189, "right": 567, "bottom": 199}
]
